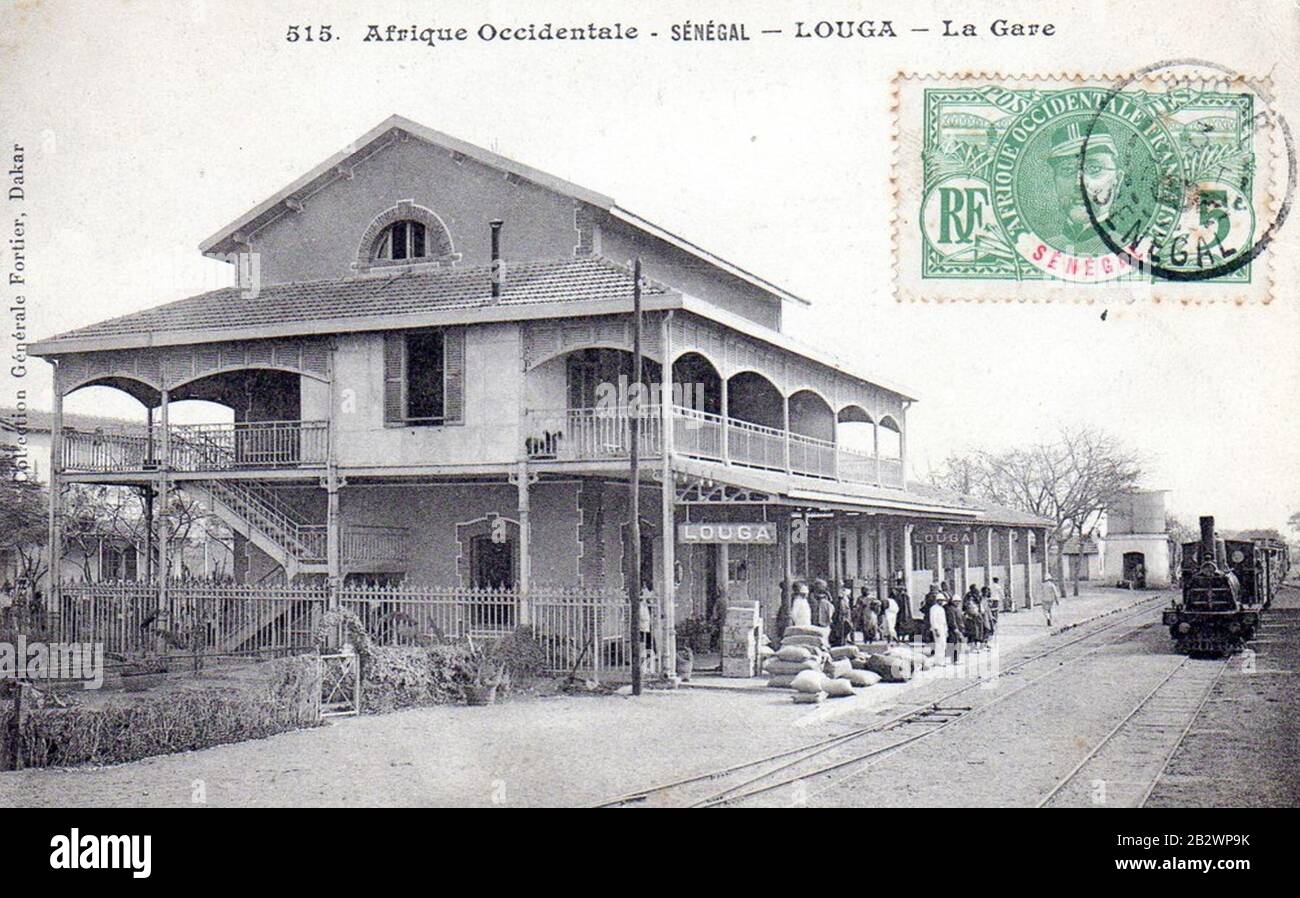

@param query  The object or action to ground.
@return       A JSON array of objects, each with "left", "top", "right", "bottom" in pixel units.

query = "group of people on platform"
[
  {"left": 784, "top": 574, "right": 1014, "bottom": 662},
  {"left": 921, "top": 581, "right": 999, "bottom": 661}
]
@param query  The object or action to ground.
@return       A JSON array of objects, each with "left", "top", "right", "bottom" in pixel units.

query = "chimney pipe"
[
  {"left": 489, "top": 220, "right": 504, "bottom": 300},
  {"left": 1199, "top": 515, "right": 1216, "bottom": 563}
]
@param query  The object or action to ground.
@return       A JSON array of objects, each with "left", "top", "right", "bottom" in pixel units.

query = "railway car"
[{"left": 1162, "top": 515, "right": 1287, "bottom": 654}]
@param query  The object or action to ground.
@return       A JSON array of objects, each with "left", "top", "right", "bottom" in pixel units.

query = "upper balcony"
[
  {"left": 523, "top": 405, "right": 904, "bottom": 489},
  {"left": 62, "top": 419, "right": 329, "bottom": 475}
]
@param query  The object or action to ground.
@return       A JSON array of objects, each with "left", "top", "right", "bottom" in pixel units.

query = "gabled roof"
[
  {"left": 30, "top": 257, "right": 672, "bottom": 354},
  {"left": 200, "top": 114, "right": 810, "bottom": 307}
]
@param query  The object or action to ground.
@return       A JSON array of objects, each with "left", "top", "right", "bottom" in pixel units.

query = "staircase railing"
[{"left": 204, "top": 480, "right": 327, "bottom": 564}]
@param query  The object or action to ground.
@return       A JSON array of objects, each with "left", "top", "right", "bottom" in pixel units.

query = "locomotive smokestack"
[
  {"left": 1199, "top": 515, "right": 1216, "bottom": 562},
  {"left": 489, "top": 219, "right": 504, "bottom": 300}
]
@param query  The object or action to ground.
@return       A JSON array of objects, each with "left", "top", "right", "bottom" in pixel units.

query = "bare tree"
[
  {"left": 1165, "top": 515, "right": 1196, "bottom": 546},
  {"left": 931, "top": 426, "right": 1144, "bottom": 596}
]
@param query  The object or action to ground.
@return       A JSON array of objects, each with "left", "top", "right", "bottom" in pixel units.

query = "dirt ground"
[
  {"left": 0, "top": 585, "right": 1220, "bottom": 808},
  {"left": 1145, "top": 585, "right": 1300, "bottom": 808}
]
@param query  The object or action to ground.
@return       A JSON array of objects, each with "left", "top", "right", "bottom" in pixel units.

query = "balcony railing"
[
  {"left": 525, "top": 405, "right": 905, "bottom": 488},
  {"left": 342, "top": 525, "right": 409, "bottom": 565},
  {"left": 62, "top": 420, "right": 329, "bottom": 474},
  {"left": 523, "top": 407, "right": 663, "bottom": 461}
]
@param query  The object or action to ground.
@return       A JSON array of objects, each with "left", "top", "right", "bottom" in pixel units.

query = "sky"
[{"left": 1, "top": 0, "right": 1298, "bottom": 534}]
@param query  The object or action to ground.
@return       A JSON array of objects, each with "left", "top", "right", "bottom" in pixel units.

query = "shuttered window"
[{"left": 382, "top": 327, "right": 465, "bottom": 426}]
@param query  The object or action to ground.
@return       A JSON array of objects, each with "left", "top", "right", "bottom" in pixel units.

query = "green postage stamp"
[{"left": 893, "top": 70, "right": 1285, "bottom": 302}]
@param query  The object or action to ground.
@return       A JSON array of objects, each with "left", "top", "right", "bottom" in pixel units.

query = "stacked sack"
[
  {"left": 765, "top": 626, "right": 882, "bottom": 703},
  {"left": 856, "top": 642, "right": 935, "bottom": 682}
]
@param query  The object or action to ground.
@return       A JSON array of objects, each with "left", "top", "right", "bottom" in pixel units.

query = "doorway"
[
  {"left": 470, "top": 534, "right": 515, "bottom": 589},
  {"left": 1123, "top": 551, "right": 1146, "bottom": 588}
]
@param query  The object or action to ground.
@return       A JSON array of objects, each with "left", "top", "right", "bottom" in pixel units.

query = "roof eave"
[
  {"left": 609, "top": 206, "right": 812, "bottom": 307},
  {"left": 27, "top": 292, "right": 684, "bottom": 357}
]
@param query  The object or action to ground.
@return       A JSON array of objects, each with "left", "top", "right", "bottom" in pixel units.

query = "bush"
[
  {"left": 360, "top": 643, "right": 476, "bottom": 713},
  {"left": 1, "top": 655, "right": 321, "bottom": 769}
]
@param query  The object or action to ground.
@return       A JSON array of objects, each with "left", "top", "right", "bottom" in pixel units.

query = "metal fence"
[{"left": 36, "top": 581, "right": 659, "bottom": 680}]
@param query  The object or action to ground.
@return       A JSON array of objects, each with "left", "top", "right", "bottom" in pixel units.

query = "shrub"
[
  {"left": 360, "top": 643, "right": 476, "bottom": 713},
  {"left": 1, "top": 655, "right": 321, "bottom": 769}
]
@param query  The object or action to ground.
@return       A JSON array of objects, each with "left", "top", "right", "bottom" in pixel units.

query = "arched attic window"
[
  {"left": 356, "top": 201, "right": 459, "bottom": 270},
  {"left": 372, "top": 220, "right": 429, "bottom": 262}
]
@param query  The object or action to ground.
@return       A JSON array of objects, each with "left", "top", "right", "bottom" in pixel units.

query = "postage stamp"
[{"left": 893, "top": 67, "right": 1291, "bottom": 303}]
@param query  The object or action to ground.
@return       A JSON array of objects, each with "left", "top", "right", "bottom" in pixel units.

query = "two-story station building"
[{"left": 30, "top": 115, "right": 1052, "bottom": 673}]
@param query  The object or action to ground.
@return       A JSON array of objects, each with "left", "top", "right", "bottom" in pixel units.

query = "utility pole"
[{"left": 629, "top": 258, "right": 643, "bottom": 696}]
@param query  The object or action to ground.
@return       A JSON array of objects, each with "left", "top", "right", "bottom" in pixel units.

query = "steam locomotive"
[{"left": 1163, "top": 515, "right": 1291, "bottom": 655}]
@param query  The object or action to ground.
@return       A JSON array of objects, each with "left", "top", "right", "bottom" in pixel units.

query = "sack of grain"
[
  {"left": 767, "top": 674, "right": 798, "bottom": 689},
  {"left": 829, "top": 645, "right": 859, "bottom": 661},
  {"left": 866, "top": 653, "right": 912, "bottom": 682},
  {"left": 782, "top": 634, "right": 829, "bottom": 650},
  {"left": 791, "top": 669, "right": 826, "bottom": 694},
  {"left": 784, "top": 625, "right": 831, "bottom": 641},
  {"left": 828, "top": 658, "right": 854, "bottom": 678},
  {"left": 824, "top": 678, "right": 855, "bottom": 698},
  {"left": 776, "top": 644, "right": 813, "bottom": 663},
  {"left": 844, "top": 669, "right": 881, "bottom": 688},
  {"left": 792, "top": 691, "right": 826, "bottom": 704},
  {"left": 765, "top": 658, "right": 820, "bottom": 675}
]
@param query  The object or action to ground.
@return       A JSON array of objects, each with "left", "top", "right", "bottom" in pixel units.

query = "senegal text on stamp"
[{"left": 892, "top": 67, "right": 1290, "bottom": 303}]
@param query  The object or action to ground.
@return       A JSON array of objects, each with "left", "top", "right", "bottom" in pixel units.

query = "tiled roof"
[
  {"left": 905, "top": 481, "right": 1055, "bottom": 527},
  {"left": 35, "top": 257, "right": 666, "bottom": 349},
  {"left": 0, "top": 406, "right": 138, "bottom": 434}
]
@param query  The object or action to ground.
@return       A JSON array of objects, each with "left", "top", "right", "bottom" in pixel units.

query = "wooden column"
[
  {"left": 47, "top": 379, "right": 63, "bottom": 600},
  {"left": 985, "top": 526, "right": 994, "bottom": 588},
  {"left": 780, "top": 512, "right": 795, "bottom": 592},
  {"left": 1025, "top": 530, "right": 1035, "bottom": 606},
  {"left": 873, "top": 422, "right": 882, "bottom": 486},
  {"left": 782, "top": 395, "right": 791, "bottom": 474},
  {"left": 719, "top": 375, "right": 730, "bottom": 464},
  {"left": 515, "top": 461, "right": 531, "bottom": 624},
  {"left": 1005, "top": 527, "right": 1016, "bottom": 609},
  {"left": 934, "top": 542, "right": 944, "bottom": 587},
  {"left": 874, "top": 518, "right": 886, "bottom": 600},
  {"left": 902, "top": 523, "right": 915, "bottom": 603},
  {"left": 325, "top": 475, "right": 341, "bottom": 604},
  {"left": 157, "top": 389, "right": 170, "bottom": 600},
  {"left": 659, "top": 311, "right": 677, "bottom": 676},
  {"left": 961, "top": 543, "right": 970, "bottom": 595}
]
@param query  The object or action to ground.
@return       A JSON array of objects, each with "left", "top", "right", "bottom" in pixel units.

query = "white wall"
[{"left": 332, "top": 323, "right": 523, "bottom": 467}]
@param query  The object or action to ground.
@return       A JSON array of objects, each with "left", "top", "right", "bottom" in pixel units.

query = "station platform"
[{"left": 680, "top": 586, "right": 1169, "bottom": 726}]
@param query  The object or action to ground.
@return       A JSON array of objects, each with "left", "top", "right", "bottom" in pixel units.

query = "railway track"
[
  {"left": 593, "top": 594, "right": 1171, "bottom": 809},
  {"left": 1035, "top": 654, "right": 1231, "bottom": 808}
]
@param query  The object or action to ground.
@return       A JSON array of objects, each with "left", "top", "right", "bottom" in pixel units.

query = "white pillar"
[
  {"left": 158, "top": 389, "right": 170, "bottom": 601},
  {"left": 659, "top": 311, "right": 677, "bottom": 676},
  {"left": 48, "top": 377, "right": 63, "bottom": 598}
]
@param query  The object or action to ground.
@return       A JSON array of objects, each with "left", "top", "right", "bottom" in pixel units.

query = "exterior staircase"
[
  {"left": 184, "top": 479, "right": 328, "bottom": 582},
  {"left": 169, "top": 425, "right": 328, "bottom": 581}
]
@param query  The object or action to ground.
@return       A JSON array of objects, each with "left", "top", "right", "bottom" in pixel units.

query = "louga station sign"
[
  {"left": 679, "top": 522, "right": 777, "bottom": 545},
  {"left": 912, "top": 527, "right": 975, "bottom": 546}
]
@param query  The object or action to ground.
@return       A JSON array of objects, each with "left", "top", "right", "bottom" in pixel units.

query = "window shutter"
[
  {"left": 383, "top": 332, "right": 406, "bottom": 424},
  {"left": 443, "top": 327, "right": 466, "bottom": 425}
]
